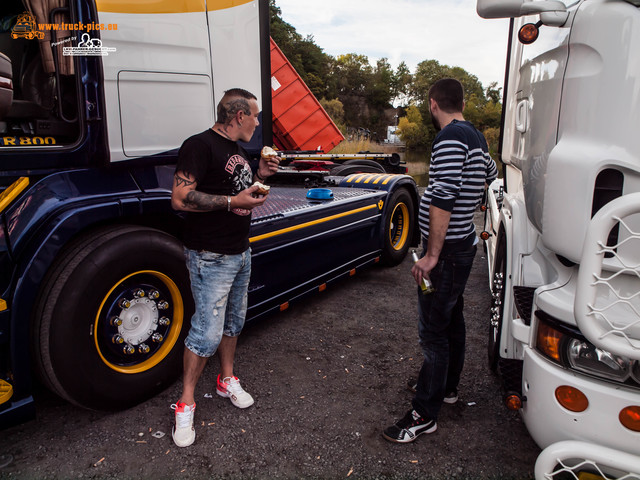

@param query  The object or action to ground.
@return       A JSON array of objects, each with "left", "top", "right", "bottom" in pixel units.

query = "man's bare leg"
[
  {"left": 218, "top": 334, "right": 238, "bottom": 379},
  {"left": 180, "top": 348, "right": 208, "bottom": 406}
]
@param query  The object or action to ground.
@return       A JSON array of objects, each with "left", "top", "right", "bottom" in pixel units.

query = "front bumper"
[{"left": 522, "top": 348, "right": 640, "bottom": 457}]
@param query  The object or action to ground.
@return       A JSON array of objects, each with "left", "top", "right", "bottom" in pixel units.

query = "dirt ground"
[{"left": 0, "top": 214, "right": 541, "bottom": 480}]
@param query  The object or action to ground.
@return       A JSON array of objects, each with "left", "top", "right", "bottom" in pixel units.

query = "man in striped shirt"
[{"left": 384, "top": 78, "right": 498, "bottom": 443}]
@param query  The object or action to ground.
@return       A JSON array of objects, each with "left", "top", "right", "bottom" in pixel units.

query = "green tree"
[
  {"left": 398, "top": 105, "right": 430, "bottom": 150},
  {"left": 320, "top": 97, "right": 347, "bottom": 134}
]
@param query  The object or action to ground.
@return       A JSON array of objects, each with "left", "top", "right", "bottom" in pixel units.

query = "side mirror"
[{"left": 477, "top": 0, "right": 567, "bottom": 19}]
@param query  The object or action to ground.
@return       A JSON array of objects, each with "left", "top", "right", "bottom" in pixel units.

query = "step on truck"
[
  {"left": 476, "top": 0, "right": 640, "bottom": 478},
  {"left": 0, "top": 0, "right": 419, "bottom": 428}
]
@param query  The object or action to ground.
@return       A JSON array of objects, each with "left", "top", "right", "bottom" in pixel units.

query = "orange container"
[{"left": 270, "top": 38, "right": 344, "bottom": 152}]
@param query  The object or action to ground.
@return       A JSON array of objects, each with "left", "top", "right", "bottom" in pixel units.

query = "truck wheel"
[
  {"left": 488, "top": 231, "right": 506, "bottom": 371},
  {"left": 380, "top": 187, "right": 414, "bottom": 266},
  {"left": 32, "top": 225, "right": 193, "bottom": 410}
]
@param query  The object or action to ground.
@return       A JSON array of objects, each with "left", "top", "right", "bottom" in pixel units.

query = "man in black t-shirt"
[{"left": 170, "top": 88, "right": 278, "bottom": 448}]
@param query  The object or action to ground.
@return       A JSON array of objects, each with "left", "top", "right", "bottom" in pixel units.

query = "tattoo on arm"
[
  {"left": 183, "top": 190, "right": 227, "bottom": 211},
  {"left": 174, "top": 173, "right": 195, "bottom": 187}
]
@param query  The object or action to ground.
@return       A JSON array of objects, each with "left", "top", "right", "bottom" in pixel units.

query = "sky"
[{"left": 274, "top": 0, "right": 511, "bottom": 92}]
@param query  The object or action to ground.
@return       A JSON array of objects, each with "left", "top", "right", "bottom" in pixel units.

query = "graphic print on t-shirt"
[{"left": 226, "top": 154, "right": 253, "bottom": 216}]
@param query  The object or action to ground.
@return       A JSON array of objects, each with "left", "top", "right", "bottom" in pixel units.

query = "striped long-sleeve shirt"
[{"left": 418, "top": 119, "right": 498, "bottom": 248}]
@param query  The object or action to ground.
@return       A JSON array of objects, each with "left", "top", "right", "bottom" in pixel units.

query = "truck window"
[{"left": 0, "top": 0, "right": 79, "bottom": 150}]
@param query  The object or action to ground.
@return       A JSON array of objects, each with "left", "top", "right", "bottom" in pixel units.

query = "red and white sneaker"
[
  {"left": 216, "top": 375, "right": 254, "bottom": 408},
  {"left": 171, "top": 401, "right": 196, "bottom": 447}
]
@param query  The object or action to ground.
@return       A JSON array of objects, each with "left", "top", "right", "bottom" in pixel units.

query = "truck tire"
[
  {"left": 330, "top": 163, "right": 385, "bottom": 176},
  {"left": 342, "top": 159, "right": 386, "bottom": 172},
  {"left": 32, "top": 225, "right": 193, "bottom": 410},
  {"left": 488, "top": 230, "right": 506, "bottom": 371},
  {"left": 380, "top": 187, "right": 414, "bottom": 266}
]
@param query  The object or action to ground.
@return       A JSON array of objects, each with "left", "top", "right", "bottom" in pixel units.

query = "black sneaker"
[
  {"left": 382, "top": 409, "right": 437, "bottom": 443},
  {"left": 407, "top": 380, "right": 458, "bottom": 405},
  {"left": 443, "top": 390, "right": 458, "bottom": 404}
]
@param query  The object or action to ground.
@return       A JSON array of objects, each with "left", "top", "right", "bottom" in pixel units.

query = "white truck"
[{"left": 476, "top": 0, "right": 640, "bottom": 478}]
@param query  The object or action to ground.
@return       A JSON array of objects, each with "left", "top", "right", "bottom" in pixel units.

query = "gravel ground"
[{"left": 0, "top": 213, "right": 541, "bottom": 479}]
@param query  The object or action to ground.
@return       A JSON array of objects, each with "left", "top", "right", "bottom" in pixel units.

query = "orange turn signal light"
[
  {"left": 349, "top": 269, "right": 356, "bottom": 276},
  {"left": 480, "top": 231, "right": 490, "bottom": 241},
  {"left": 318, "top": 283, "right": 327, "bottom": 292},
  {"left": 279, "top": 302, "right": 289, "bottom": 312},
  {"left": 536, "top": 322, "right": 563, "bottom": 362},
  {"left": 480, "top": 205, "right": 487, "bottom": 212},
  {"left": 619, "top": 406, "right": 640, "bottom": 432},
  {"left": 555, "top": 385, "right": 589, "bottom": 412},
  {"left": 518, "top": 23, "right": 539, "bottom": 44},
  {"left": 505, "top": 393, "right": 523, "bottom": 410}
]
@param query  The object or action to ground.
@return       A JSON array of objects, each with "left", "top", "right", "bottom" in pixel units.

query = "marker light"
[
  {"left": 505, "top": 392, "right": 523, "bottom": 410},
  {"left": 480, "top": 231, "right": 490, "bottom": 240},
  {"left": 518, "top": 23, "right": 540, "bottom": 44},
  {"left": 619, "top": 406, "right": 640, "bottom": 432},
  {"left": 555, "top": 385, "right": 589, "bottom": 412}
]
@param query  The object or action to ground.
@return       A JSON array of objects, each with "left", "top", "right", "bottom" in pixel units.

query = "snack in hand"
[
  {"left": 252, "top": 181, "right": 270, "bottom": 196},
  {"left": 261, "top": 146, "right": 279, "bottom": 162}
]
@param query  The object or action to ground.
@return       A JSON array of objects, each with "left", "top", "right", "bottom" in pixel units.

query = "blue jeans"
[
  {"left": 412, "top": 244, "right": 477, "bottom": 420},
  {"left": 184, "top": 247, "right": 251, "bottom": 357}
]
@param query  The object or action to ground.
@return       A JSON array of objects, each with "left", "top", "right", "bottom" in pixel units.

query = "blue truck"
[{"left": 0, "top": 0, "right": 419, "bottom": 427}]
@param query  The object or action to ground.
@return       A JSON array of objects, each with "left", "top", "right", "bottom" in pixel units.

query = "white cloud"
[{"left": 275, "top": 0, "right": 510, "bottom": 91}]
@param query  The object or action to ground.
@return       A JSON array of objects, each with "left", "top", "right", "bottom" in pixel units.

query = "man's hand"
[
  {"left": 256, "top": 155, "right": 280, "bottom": 180},
  {"left": 411, "top": 254, "right": 438, "bottom": 287},
  {"left": 231, "top": 185, "right": 268, "bottom": 210}
]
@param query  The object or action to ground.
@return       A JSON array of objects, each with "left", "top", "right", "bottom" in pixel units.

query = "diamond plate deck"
[{"left": 251, "top": 186, "right": 380, "bottom": 224}]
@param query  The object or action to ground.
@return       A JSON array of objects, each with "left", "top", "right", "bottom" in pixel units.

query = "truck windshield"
[{"left": 1, "top": 2, "right": 80, "bottom": 151}]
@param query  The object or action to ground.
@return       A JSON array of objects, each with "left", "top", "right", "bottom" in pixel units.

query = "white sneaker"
[
  {"left": 171, "top": 401, "right": 196, "bottom": 447},
  {"left": 216, "top": 375, "right": 254, "bottom": 408}
]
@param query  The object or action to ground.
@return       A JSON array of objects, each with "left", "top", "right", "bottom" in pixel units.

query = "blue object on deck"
[{"left": 306, "top": 188, "right": 333, "bottom": 200}]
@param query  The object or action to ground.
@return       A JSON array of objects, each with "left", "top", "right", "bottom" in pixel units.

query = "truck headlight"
[
  {"left": 567, "top": 339, "right": 630, "bottom": 382},
  {"left": 535, "top": 311, "right": 639, "bottom": 386}
]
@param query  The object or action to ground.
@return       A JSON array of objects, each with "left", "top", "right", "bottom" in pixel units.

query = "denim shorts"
[{"left": 184, "top": 247, "right": 251, "bottom": 357}]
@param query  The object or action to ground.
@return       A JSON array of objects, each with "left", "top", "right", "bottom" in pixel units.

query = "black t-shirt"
[{"left": 175, "top": 129, "right": 254, "bottom": 254}]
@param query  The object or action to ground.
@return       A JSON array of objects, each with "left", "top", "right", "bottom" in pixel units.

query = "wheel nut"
[
  {"left": 122, "top": 344, "right": 135, "bottom": 355},
  {"left": 138, "top": 343, "right": 150, "bottom": 354},
  {"left": 159, "top": 317, "right": 171, "bottom": 326},
  {"left": 118, "top": 298, "right": 131, "bottom": 309},
  {"left": 110, "top": 316, "right": 123, "bottom": 327},
  {"left": 152, "top": 333, "right": 164, "bottom": 343},
  {"left": 148, "top": 290, "right": 160, "bottom": 299},
  {"left": 133, "top": 289, "right": 145, "bottom": 298},
  {"left": 112, "top": 335, "right": 124, "bottom": 344},
  {"left": 157, "top": 301, "right": 169, "bottom": 310}
]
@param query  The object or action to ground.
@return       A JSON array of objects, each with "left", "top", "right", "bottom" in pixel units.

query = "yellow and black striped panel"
[{"left": 343, "top": 173, "right": 398, "bottom": 185}]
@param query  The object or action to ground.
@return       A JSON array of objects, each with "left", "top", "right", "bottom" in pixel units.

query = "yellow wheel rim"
[
  {"left": 389, "top": 202, "right": 410, "bottom": 251},
  {"left": 94, "top": 270, "right": 184, "bottom": 374}
]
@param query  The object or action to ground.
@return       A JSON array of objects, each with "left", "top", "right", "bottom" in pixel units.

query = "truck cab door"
[
  {"left": 97, "top": 1, "right": 214, "bottom": 161},
  {"left": 503, "top": 1, "right": 577, "bottom": 233}
]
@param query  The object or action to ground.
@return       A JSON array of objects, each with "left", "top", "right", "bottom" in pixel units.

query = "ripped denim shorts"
[{"left": 183, "top": 247, "right": 251, "bottom": 357}]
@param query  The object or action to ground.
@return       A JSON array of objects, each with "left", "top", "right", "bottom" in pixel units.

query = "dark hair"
[
  {"left": 216, "top": 88, "right": 257, "bottom": 124},
  {"left": 428, "top": 78, "right": 464, "bottom": 114}
]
